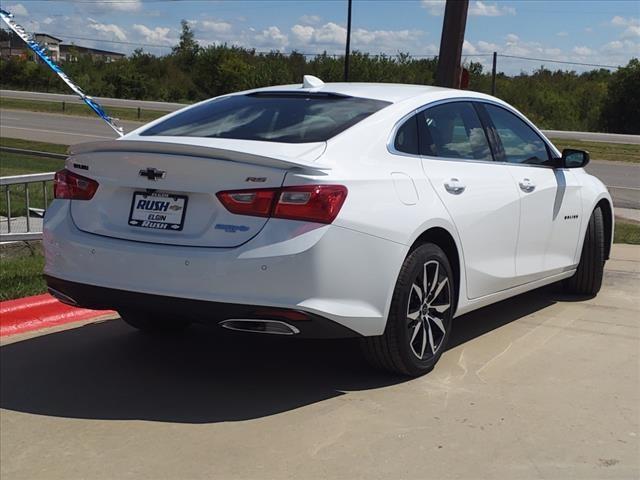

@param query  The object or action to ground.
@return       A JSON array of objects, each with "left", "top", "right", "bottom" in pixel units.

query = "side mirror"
[{"left": 561, "top": 148, "right": 590, "bottom": 168}]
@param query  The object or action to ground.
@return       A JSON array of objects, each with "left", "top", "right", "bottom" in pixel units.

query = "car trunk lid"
[{"left": 68, "top": 138, "right": 328, "bottom": 247}]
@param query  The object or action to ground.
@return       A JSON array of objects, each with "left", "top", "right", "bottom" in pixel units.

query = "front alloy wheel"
[{"left": 361, "top": 243, "right": 455, "bottom": 376}]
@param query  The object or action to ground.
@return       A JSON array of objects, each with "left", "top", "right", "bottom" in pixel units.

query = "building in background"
[
  {"left": 59, "top": 44, "right": 125, "bottom": 63},
  {"left": 0, "top": 30, "right": 124, "bottom": 62}
]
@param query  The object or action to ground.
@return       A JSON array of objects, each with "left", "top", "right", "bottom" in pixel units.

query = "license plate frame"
[{"left": 128, "top": 191, "right": 188, "bottom": 231}]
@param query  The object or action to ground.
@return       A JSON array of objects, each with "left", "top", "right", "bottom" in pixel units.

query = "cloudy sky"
[{"left": 2, "top": 0, "right": 639, "bottom": 73}]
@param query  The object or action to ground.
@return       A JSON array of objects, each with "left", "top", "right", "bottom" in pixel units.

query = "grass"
[
  {"left": 0, "top": 243, "right": 46, "bottom": 301},
  {"left": 549, "top": 138, "right": 640, "bottom": 163},
  {"left": 1, "top": 138, "right": 67, "bottom": 217},
  {"left": 0, "top": 137, "right": 69, "bottom": 154},
  {"left": 0, "top": 97, "right": 165, "bottom": 123},
  {"left": 614, "top": 220, "right": 640, "bottom": 245}
]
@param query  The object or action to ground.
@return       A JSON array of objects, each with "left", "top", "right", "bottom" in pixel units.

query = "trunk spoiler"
[{"left": 70, "top": 140, "right": 331, "bottom": 172}]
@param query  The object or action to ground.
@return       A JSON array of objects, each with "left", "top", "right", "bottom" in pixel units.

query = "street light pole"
[
  {"left": 435, "top": 0, "right": 469, "bottom": 88},
  {"left": 344, "top": 0, "right": 352, "bottom": 82}
]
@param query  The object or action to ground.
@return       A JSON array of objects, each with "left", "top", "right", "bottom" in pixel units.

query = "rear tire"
[
  {"left": 361, "top": 243, "right": 455, "bottom": 377},
  {"left": 119, "top": 311, "right": 191, "bottom": 333},
  {"left": 563, "top": 206, "right": 605, "bottom": 296}
]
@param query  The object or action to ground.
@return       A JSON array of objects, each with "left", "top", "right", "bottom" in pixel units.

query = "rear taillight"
[
  {"left": 217, "top": 185, "right": 347, "bottom": 224},
  {"left": 53, "top": 169, "right": 99, "bottom": 200}
]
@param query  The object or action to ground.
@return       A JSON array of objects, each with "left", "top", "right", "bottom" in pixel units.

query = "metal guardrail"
[{"left": 1, "top": 147, "right": 61, "bottom": 242}]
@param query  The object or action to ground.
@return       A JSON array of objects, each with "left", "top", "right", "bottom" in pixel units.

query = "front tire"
[
  {"left": 563, "top": 206, "right": 605, "bottom": 296},
  {"left": 119, "top": 310, "right": 191, "bottom": 333},
  {"left": 361, "top": 243, "right": 455, "bottom": 376}
]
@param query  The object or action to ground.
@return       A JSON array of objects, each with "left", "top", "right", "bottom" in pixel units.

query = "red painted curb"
[{"left": 0, "top": 294, "right": 114, "bottom": 337}]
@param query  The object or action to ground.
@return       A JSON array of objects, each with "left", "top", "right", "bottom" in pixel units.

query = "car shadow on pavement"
[{"left": 1, "top": 287, "right": 558, "bottom": 424}]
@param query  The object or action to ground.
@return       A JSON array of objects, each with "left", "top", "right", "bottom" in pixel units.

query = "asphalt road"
[
  {"left": 2, "top": 89, "right": 640, "bottom": 145},
  {"left": 1, "top": 244, "right": 638, "bottom": 479},
  {"left": 1, "top": 109, "right": 638, "bottom": 207},
  {"left": 1, "top": 88, "right": 186, "bottom": 112},
  {"left": 543, "top": 129, "right": 640, "bottom": 145},
  {"left": 0, "top": 109, "right": 137, "bottom": 144}
]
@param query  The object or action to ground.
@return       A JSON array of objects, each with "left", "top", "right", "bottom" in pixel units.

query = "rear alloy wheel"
[
  {"left": 119, "top": 311, "right": 191, "bottom": 334},
  {"left": 361, "top": 243, "right": 454, "bottom": 376},
  {"left": 563, "top": 206, "right": 605, "bottom": 296}
]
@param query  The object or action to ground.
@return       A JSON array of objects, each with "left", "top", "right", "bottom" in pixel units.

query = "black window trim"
[{"left": 387, "top": 97, "right": 561, "bottom": 168}]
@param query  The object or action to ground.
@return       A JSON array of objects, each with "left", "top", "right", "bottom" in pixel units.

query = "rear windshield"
[{"left": 140, "top": 92, "right": 391, "bottom": 143}]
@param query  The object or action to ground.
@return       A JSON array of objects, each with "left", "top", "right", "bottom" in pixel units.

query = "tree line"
[{"left": 1, "top": 22, "right": 638, "bottom": 134}]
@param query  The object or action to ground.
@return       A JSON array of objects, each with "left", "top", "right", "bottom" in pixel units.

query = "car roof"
[{"left": 245, "top": 81, "right": 494, "bottom": 104}]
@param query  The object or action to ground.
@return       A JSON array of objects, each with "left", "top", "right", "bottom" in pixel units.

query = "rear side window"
[
  {"left": 418, "top": 102, "right": 493, "bottom": 161},
  {"left": 482, "top": 104, "right": 551, "bottom": 165},
  {"left": 393, "top": 115, "right": 420, "bottom": 155},
  {"left": 141, "top": 93, "right": 390, "bottom": 143}
]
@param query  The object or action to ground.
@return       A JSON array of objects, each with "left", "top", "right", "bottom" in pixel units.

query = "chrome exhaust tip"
[
  {"left": 47, "top": 287, "right": 79, "bottom": 306},
  {"left": 219, "top": 319, "right": 300, "bottom": 336}
]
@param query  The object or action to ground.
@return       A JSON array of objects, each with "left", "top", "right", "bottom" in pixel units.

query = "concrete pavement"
[{"left": 1, "top": 244, "right": 638, "bottom": 479}]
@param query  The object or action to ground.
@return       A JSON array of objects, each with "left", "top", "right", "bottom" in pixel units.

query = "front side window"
[
  {"left": 482, "top": 104, "right": 551, "bottom": 165},
  {"left": 141, "top": 93, "right": 390, "bottom": 144},
  {"left": 418, "top": 102, "right": 492, "bottom": 161}
]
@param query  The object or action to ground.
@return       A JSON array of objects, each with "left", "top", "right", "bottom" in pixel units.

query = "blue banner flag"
[{"left": 0, "top": 8, "right": 124, "bottom": 136}]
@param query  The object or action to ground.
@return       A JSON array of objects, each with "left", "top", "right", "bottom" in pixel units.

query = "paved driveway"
[{"left": 1, "top": 245, "right": 638, "bottom": 480}]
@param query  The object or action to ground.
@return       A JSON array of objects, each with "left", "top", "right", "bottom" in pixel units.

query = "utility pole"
[
  {"left": 435, "top": 0, "right": 469, "bottom": 88},
  {"left": 491, "top": 51, "right": 497, "bottom": 95},
  {"left": 344, "top": 0, "right": 352, "bottom": 82}
]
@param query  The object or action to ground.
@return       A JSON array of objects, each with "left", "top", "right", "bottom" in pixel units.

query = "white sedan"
[{"left": 44, "top": 76, "right": 613, "bottom": 376}]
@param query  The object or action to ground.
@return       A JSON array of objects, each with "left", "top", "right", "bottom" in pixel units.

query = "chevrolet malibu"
[{"left": 44, "top": 76, "right": 613, "bottom": 376}]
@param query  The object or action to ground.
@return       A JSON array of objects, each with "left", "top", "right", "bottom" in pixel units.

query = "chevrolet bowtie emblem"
[{"left": 139, "top": 167, "right": 166, "bottom": 181}]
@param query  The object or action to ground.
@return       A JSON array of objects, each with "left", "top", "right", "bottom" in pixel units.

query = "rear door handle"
[
  {"left": 444, "top": 178, "right": 465, "bottom": 195},
  {"left": 519, "top": 178, "right": 536, "bottom": 193}
]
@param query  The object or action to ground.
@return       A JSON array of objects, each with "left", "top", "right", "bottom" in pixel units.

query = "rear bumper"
[
  {"left": 45, "top": 275, "right": 360, "bottom": 339},
  {"left": 43, "top": 200, "right": 407, "bottom": 337}
]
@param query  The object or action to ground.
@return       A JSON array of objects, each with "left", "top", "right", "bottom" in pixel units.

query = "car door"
[
  {"left": 417, "top": 101, "right": 521, "bottom": 299},
  {"left": 478, "top": 102, "right": 583, "bottom": 283}
]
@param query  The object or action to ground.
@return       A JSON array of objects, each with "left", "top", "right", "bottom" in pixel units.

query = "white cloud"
[
  {"left": 5, "top": 3, "right": 28, "bottom": 16},
  {"left": 421, "top": 0, "right": 445, "bottom": 16},
  {"left": 610, "top": 16, "right": 640, "bottom": 39},
  {"left": 314, "top": 22, "right": 347, "bottom": 45},
  {"left": 611, "top": 16, "right": 637, "bottom": 27},
  {"left": 477, "top": 40, "right": 499, "bottom": 53},
  {"left": 79, "top": 0, "right": 142, "bottom": 12},
  {"left": 469, "top": 1, "right": 515, "bottom": 16},
  {"left": 253, "top": 26, "right": 288, "bottom": 50},
  {"left": 602, "top": 40, "right": 624, "bottom": 51},
  {"left": 622, "top": 25, "right": 640, "bottom": 39},
  {"left": 291, "top": 22, "right": 346, "bottom": 46},
  {"left": 89, "top": 21, "right": 127, "bottom": 42},
  {"left": 422, "top": 0, "right": 514, "bottom": 16},
  {"left": 132, "top": 24, "right": 173, "bottom": 45},
  {"left": 505, "top": 33, "right": 519, "bottom": 44},
  {"left": 352, "top": 28, "right": 423, "bottom": 46},
  {"left": 291, "top": 24, "right": 315, "bottom": 44},
  {"left": 298, "top": 15, "right": 321, "bottom": 25},
  {"left": 572, "top": 46, "right": 593, "bottom": 56},
  {"left": 462, "top": 40, "right": 477, "bottom": 55},
  {"left": 556, "top": 31, "right": 568, "bottom": 37},
  {"left": 291, "top": 22, "right": 426, "bottom": 54},
  {"left": 199, "top": 20, "right": 232, "bottom": 34}
]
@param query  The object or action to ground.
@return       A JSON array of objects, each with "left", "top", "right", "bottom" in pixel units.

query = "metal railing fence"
[{"left": 1, "top": 147, "right": 62, "bottom": 242}]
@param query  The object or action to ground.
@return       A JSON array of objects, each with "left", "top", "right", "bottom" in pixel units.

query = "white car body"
[{"left": 44, "top": 80, "right": 613, "bottom": 340}]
